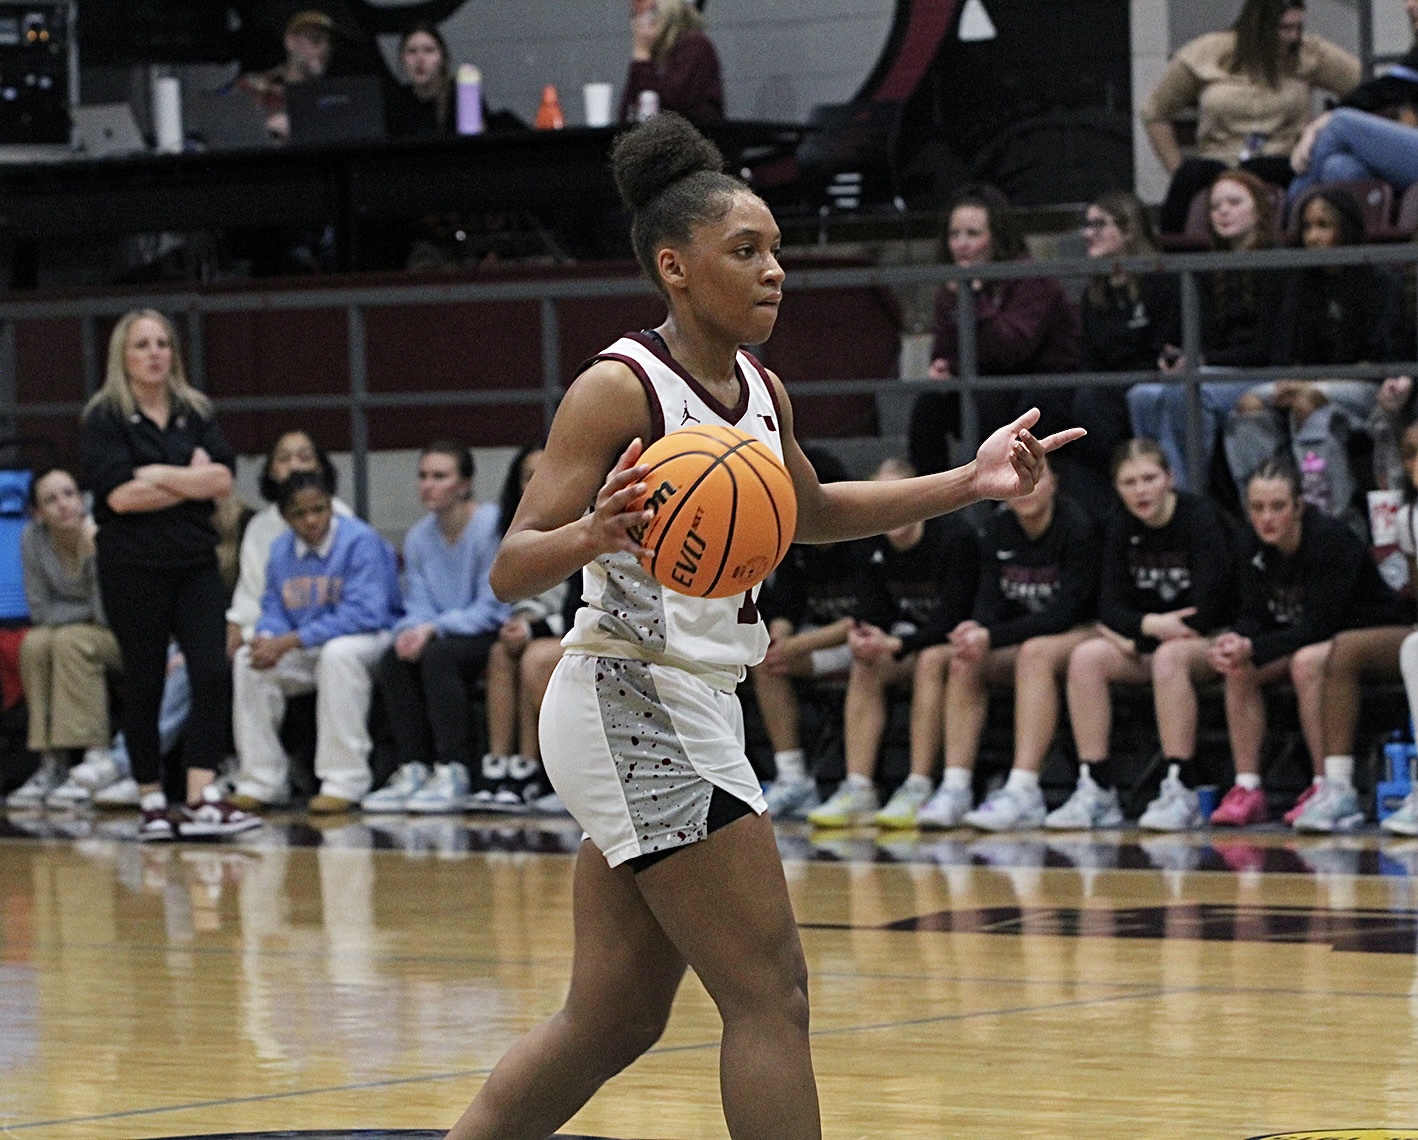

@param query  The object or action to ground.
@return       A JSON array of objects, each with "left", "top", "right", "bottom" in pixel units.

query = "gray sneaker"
[
  {"left": 6, "top": 754, "right": 65, "bottom": 808},
  {"left": 1291, "top": 779, "right": 1365, "bottom": 833},
  {"left": 806, "top": 780, "right": 878, "bottom": 828},
  {"left": 1382, "top": 789, "right": 1418, "bottom": 837},
  {"left": 407, "top": 763, "right": 470, "bottom": 813},
  {"left": 764, "top": 775, "right": 821, "bottom": 820},
  {"left": 916, "top": 783, "right": 973, "bottom": 830},
  {"left": 360, "top": 762, "right": 431, "bottom": 813},
  {"left": 1044, "top": 771, "right": 1123, "bottom": 831},
  {"left": 1138, "top": 774, "right": 1202, "bottom": 832},
  {"left": 962, "top": 784, "right": 1046, "bottom": 832}
]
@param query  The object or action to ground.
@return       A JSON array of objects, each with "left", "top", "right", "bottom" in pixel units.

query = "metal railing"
[{"left": 2, "top": 239, "right": 1416, "bottom": 512}]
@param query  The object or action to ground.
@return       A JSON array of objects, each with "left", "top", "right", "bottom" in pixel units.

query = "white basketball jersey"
[{"left": 562, "top": 332, "right": 786, "bottom": 684}]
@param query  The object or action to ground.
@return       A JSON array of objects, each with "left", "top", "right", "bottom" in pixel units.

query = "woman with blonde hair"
[
  {"left": 619, "top": 0, "right": 723, "bottom": 123},
  {"left": 79, "top": 309, "right": 259, "bottom": 841}
]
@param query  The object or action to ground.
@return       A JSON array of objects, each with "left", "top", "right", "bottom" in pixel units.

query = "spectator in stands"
[
  {"left": 386, "top": 21, "right": 454, "bottom": 138},
  {"left": 907, "top": 457, "right": 1098, "bottom": 831},
  {"left": 230, "top": 469, "right": 400, "bottom": 814},
  {"left": 1160, "top": 458, "right": 1405, "bottom": 829},
  {"left": 806, "top": 458, "right": 980, "bottom": 828},
  {"left": 1371, "top": 374, "right": 1418, "bottom": 493},
  {"left": 1288, "top": 0, "right": 1418, "bottom": 207},
  {"left": 1127, "top": 169, "right": 1288, "bottom": 491},
  {"left": 475, "top": 445, "right": 563, "bottom": 812},
  {"left": 1141, "top": 0, "right": 1360, "bottom": 233},
  {"left": 749, "top": 448, "right": 859, "bottom": 820},
  {"left": 241, "top": 9, "right": 338, "bottom": 143},
  {"left": 1075, "top": 191, "right": 1181, "bottom": 516},
  {"left": 620, "top": 0, "right": 724, "bottom": 124},
  {"left": 1223, "top": 185, "right": 1399, "bottom": 513},
  {"left": 79, "top": 308, "right": 257, "bottom": 840},
  {"left": 366, "top": 441, "right": 509, "bottom": 813},
  {"left": 4, "top": 468, "right": 124, "bottom": 809},
  {"left": 1312, "top": 420, "right": 1418, "bottom": 834},
  {"left": 226, "top": 429, "right": 351, "bottom": 658},
  {"left": 1054, "top": 439, "right": 1236, "bottom": 833},
  {"left": 909, "top": 184, "right": 1081, "bottom": 478}
]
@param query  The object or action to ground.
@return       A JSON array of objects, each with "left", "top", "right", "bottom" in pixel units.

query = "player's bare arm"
[
  {"left": 490, "top": 360, "right": 656, "bottom": 602},
  {"left": 771, "top": 372, "right": 1084, "bottom": 543}
]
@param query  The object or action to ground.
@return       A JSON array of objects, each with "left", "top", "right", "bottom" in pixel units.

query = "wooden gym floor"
[{"left": 3, "top": 809, "right": 1418, "bottom": 1140}]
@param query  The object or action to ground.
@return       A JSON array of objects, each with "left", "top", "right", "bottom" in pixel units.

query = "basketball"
[{"left": 628, "top": 424, "right": 797, "bottom": 598}]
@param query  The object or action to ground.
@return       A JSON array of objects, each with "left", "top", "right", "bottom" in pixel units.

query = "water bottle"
[{"left": 456, "top": 65, "right": 484, "bottom": 135}]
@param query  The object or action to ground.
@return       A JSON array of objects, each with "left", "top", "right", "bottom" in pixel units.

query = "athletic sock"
[
  {"left": 1165, "top": 759, "right": 1193, "bottom": 787},
  {"left": 774, "top": 748, "right": 807, "bottom": 782},
  {"left": 1322, "top": 755, "right": 1354, "bottom": 787},
  {"left": 1236, "top": 773, "right": 1262, "bottom": 791},
  {"left": 942, "top": 766, "right": 972, "bottom": 793},
  {"left": 1004, "top": 768, "right": 1040, "bottom": 794}
]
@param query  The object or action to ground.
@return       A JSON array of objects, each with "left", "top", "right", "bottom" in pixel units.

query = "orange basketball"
[{"left": 628, "top": 424, "right": 797, "bottom": 598}]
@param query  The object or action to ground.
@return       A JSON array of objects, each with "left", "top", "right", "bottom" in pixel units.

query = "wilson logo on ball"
[{"left": 629, "top": 424, "right": 797, "bottom": 599}]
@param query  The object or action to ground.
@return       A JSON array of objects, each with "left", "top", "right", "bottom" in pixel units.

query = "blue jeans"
[
  {"left": 1127, "top": 379, "right": 1253, "bottom": 491},
  {"left": 1287, "top": 107, "right": 1418, "bottom": 205}
]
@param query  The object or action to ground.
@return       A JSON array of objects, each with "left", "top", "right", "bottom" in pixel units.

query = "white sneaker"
[
  {"left": 917, "top": 783, "right": 972, "bottom": 830},
  {"left": 1044, "top": 771, "right": 1123, "bottom": 831},
  {"left": 962, "top": 784, "right": 1046, "bottom": 832},
  {"left": 1137, "top": 774, "right": 1202, "bottom": 832},
  {"left": 45, "top": 749, "right": 123, "bottom": 809},
  {"left": 874, "top": 778, "right": 935, "bottom": 829},
  {"left": 6, "top": 754, "right": 65, "bottom": 808},
  {"left": 764, "top": 775, "right": 821, "bottom": 819},
  {"left": 93, "top": 776, "right": 141, "bottom": 808},
  {"left": 407, "top": 763, "right": 470, "bottom": 813},
  {"left": 1381, "top": 789, "right": 1418, "bottom": 837},
  {"left": 359, "top": 762, "right": 431, "bottom": 812},
  {"left": 806, "top": 780, "right": 878, "bottom": 828},
  {"left": 1291, "top": 779, "right": 1365, "bottom": 833}
]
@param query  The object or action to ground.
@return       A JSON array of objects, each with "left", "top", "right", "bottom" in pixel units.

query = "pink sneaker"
[
  {"left": 1282, "top": 782, "right": 1320, "bottom": 825},
  {"left": 1210, "top": 784, "right": 1268, "bottom": 827}
]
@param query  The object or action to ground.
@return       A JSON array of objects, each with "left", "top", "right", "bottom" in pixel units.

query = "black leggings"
[
  {"left": 98, "top": 557, "right": 232, "bottom": 787},
  {"left": 373, "top": 631, "right": 497, "bottom": 771}
]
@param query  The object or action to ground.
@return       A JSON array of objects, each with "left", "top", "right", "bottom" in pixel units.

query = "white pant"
[{"left": 233, "top": 631, "right": 393, "bottom": 803}]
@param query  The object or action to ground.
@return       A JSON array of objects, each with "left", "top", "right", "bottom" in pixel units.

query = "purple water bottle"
[{"left": 457, "top": 65, "right": 484, "bottom": 135}]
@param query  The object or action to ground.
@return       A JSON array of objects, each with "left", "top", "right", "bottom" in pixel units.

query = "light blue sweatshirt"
[
  {"left": 257, "top": 515, "right": 402, "bottom": 647},
  {"left": 394, "top": 502, "right": 511, "bottom": 636}
]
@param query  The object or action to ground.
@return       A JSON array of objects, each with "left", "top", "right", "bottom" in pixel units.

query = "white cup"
[{"left": 583, "top": 82, "right": 614, "bottom": 127}]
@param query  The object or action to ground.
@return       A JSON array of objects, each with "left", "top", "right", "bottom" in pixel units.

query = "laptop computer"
[
  {"left": 185, "top": 88, "right": 273, "bottom": 151},
  {"left": 286, "top": 75, "right": 386, "bottom": 146},
  {"left": 71, "top": 103, "right": 148, "bottom": 158}
]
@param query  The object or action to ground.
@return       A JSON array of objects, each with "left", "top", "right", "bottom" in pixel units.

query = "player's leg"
[
  {"left": 636, "top": 810, "right": 820, "bottom": 1139},
  {"left": 444, "top": 840, "right": 688, "bottom": 1140}
]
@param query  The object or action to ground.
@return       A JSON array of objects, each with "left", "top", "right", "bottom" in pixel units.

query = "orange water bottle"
[{"left": 535, "top": 85, "right": 565, "bottom": 130}]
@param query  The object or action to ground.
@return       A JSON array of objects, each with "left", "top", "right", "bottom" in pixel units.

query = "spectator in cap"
[{"left": 239, "top": 9, "right": 337, "bottom": 142}]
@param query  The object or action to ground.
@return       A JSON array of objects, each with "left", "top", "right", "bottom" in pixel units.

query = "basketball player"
[{"left": 443, "top": 112, "right": 1083, "bottom": 1140}]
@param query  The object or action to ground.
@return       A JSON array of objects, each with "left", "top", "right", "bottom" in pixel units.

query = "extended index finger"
[{"left": 1034, "top": 427, "right": 1088, "bottom": 453}]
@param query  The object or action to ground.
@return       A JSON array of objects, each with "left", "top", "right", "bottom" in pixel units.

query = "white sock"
[
  {"left": 902, "top": 773, "right": 933, "bottom": 793},
  {"left": 1236, "top": 773, "right": 1262, "bottom": 791},
  {"left": 846, "top": 772, "right": 874, "bottom": 791},
  {"left": 1323, "top": 755, "right": 1354, "bottom": 787},
  {"left": 139, "top": 790, "right": 166, "bottom": 812},
  {"left": 774, "top": 749, "right": 807, "bottom": 782},
  {"left": 942, "top": 766, "right": 972, "bottom": 792},
  {"left": 1005, "top": 768, "right": 1040, "bottom": 793}
]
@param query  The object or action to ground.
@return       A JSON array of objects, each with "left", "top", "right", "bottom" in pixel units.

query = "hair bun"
[{"left": 611, "top": 112, "right": 725, "bottom": 211}]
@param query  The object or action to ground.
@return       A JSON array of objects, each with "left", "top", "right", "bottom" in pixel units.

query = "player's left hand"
[{"left": 971, "top": 407, "right": 1085, "bottom": 500}]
